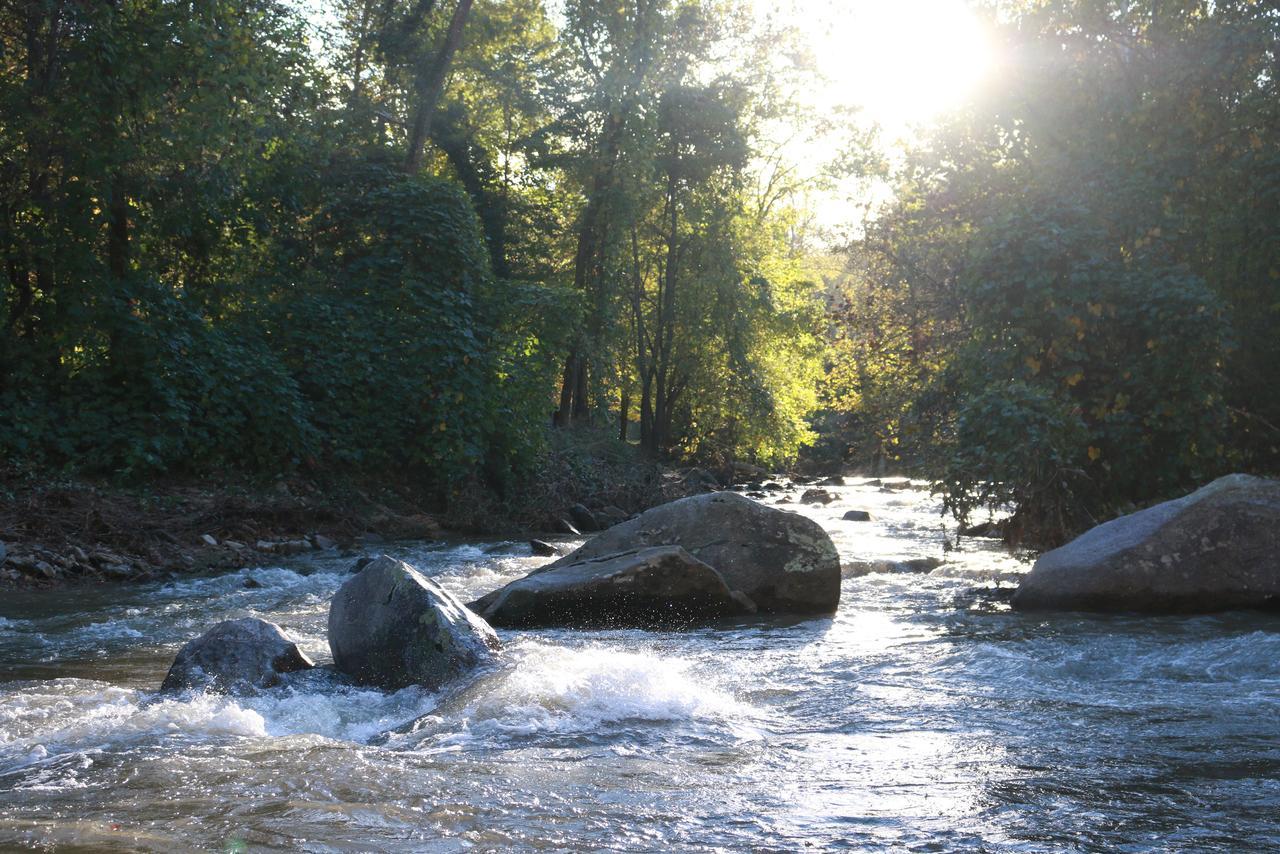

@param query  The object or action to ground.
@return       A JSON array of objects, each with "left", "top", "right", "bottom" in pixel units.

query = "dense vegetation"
[
  {"left": 2, "top": 0, "right": 1277, "bottom": 543},
  {"left": 0, "top": 0, "right": 827, "bottom": 503},
  {"left": 823, "top": 0, "right": 1279, "bottom": 541}
]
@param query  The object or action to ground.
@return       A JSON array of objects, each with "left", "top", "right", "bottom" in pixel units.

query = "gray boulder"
[
  {"left": 470, "top": 546, "right": 754, "bottom": 628},
  {"left": 1013, "top": 474, "right": 1280, "bottom": 613},
  {"left": 568, "top": 503, "right": 600, "bottom": 532},
  {"left": 328, "top": 555, "right": 500, "bottom": 690},
  {"left": 530, "top": 539, "right": 562, "bottom": 557},
  {"left": 843, "top": 510, "right": 873, "bottom": 522},
  {"left": 800, "top": 488, "right": 837, "bottom": 505},
  {"left": 510, "top": 492, "right": 840, "bottom": 614},
  {"left": 160, "top": 617, "right": 314, "bottom": 694}
]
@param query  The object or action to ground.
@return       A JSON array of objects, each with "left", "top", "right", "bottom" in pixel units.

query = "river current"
[{"left": 1, "top": 479, "right": 1277, "bottom": 851}]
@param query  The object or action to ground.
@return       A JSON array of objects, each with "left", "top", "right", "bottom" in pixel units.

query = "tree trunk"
[
  {"left": 619, "top": 387, "right": 629, "bottom": 441},
  {"left": 403, "top": 0, "right": 474, "bottom": 174}
]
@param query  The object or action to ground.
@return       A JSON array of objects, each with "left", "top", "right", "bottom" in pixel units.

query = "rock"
[
  {"left": 12, "top": 556, "right": 58, "bottom": 580},
  {"left": 469, "top": 546, "right": 754, "bottom": 629},
  {"left": 0, "top": 541, "right": 8, "bottom": 564},
  {"left": 513, "top": 492, "right": 840, "bottom": 614},
  {"left": 313, "top": 534, "right": 338, "bottom": 550},
  {"left": 843, "top": 510, "right": 873, "bottom": 522},
  {"left": 200, "top": 533, "right": 219, "bottom": 547},
  {"left": 880, "top": 478, "right": 912, "bottom": 490},
  {"left": 597, "top": 506, "right": 630, "bottom": 526},
  {"left": 747, "top": 491, "right": 767, "bottom": 499},
  {"left": 733, "top": 461, "right": 768, "bottom": 479},
  {"left": 1013, "top": 474, "right": 1280, "bottom": 613},
  {"left": 554, "top": 518, "right": 582, "bottom": 536},
  {"left": 818, "top": 476, "right": 846, "bottom": 487},
  {"left": 843, "top": 557, "right": 944, "bottom": 578},
  {"left": 959, "top": 520, "right": 1006, "bottom": 539},
  {"left": 350, "top": 556, "right": 375, "bottom": 573},
  {"left": 243, "top": 576, "right": 264, "bottom": 589},
  {"left": 568, "top": 503, "right": 600, "bottom": 532},
  {"left": 865, "top": 479, "right": 882, "bottom": 487},
  {"left": 530, "top": 539, "right": 562, "bottom": 557},
  {"left": 682, "top": 468, "right": 722, "bottom": 491},
  {"left": 328, "top": 555, "right": 500, "bottom": 690},
  {"left": 159, "top": 617, "right": 314, "bottom": 693},
  {"left": 800, "top": 488, "right": 837, "bottom": 505},
  {"left": 763, "top": 482, "right": 784, "bottom": 492}
]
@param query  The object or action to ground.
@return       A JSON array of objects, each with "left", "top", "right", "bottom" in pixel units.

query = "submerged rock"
[
  {"left": 499, "top": 492, "right": 840, "bottom": 615},
  {"left": 800, "top": 488, "right": 837, "bottom": 505},
  {"left": 160, "top": 617, "right": 314, "bottom": 694},
  {"left": 328, "top": 555, "right": 500, "bottom": 690},
  {"left": 530, "top": 539, "right": 562, "bottom": 557},
  {"left": 843, "top": 557, "right": 944, "bottom": 578},
  {"left": 1013, "top": 474, "right": 1280, "bottom": 613},
  {"left": 843, "top": 510, "right": 873, "bottom": 522},
  {"left": 470, "top": 546, "right": 753, "bottom": 628}
]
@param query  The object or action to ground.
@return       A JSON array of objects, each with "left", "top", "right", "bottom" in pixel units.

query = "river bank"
[{"left": 0, "top": 430, "right": 703, "bottom": 588}]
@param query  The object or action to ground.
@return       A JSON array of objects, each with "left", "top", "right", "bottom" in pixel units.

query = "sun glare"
[{"left": 809, "top": 0, "right": 995, "bottom": 132}]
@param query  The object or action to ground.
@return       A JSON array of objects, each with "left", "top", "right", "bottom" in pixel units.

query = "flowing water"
[{"left": 1, "top": 480, "right": 1278, "bottom": 851}]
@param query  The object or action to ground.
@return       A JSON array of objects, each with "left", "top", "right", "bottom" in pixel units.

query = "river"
[{"left": 1, "top": 478, "right": 1278, "bottom": 851}]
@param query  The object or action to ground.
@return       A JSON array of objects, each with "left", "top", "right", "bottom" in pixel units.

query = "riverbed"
[{"left": 1, "top": 479, "right": 1277, "bottom": 850}]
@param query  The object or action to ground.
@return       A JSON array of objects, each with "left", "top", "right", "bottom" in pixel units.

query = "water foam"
[{"left": 437, "top": 641, "right": 748, "bottom": 741}]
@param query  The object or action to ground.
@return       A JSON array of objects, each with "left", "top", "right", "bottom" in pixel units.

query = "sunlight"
[{"left": 808, "top": 0, "right": 995, "bottom": 131}]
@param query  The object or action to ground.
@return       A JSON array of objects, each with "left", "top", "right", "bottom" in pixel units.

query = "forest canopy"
[{"left": 1, "top": 0, "right": 1276, "bottom": 543}]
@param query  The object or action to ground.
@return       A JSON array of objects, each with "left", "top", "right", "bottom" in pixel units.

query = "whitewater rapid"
[{"left": 1, "top": 479, "right": 1277, "bottom": 851}]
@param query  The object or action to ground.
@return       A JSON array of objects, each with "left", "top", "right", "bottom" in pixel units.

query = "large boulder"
[
  {"left": 328, "top": 555, "right": 500, "bottom": 690},
  {"left": 160, "top": 617, "right": 314, "bottom": 694},
  {"left": 470, "top": 545, "right": 754, "bottom": 628},
  {"left": 508, "top": 492, "right": 840, "bottom": 614},
  {"left": 1013, "top": 474, "right": 1280, "bottom": 613}
]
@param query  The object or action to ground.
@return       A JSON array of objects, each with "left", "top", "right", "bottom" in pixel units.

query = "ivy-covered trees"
[{"left": 0, "top": 0, "right": 828, "bottom": 487}]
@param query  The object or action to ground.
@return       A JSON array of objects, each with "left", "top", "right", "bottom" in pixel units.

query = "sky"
[
  {"left": 781, "top": 0, "right": 996, "bottom": 136},
  {"left": 754, "top": 0, "right": 999, "bottom": 238}
]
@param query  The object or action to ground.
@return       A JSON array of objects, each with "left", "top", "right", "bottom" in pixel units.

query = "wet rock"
[
  {"left": 1014, "top": 474, "right": 1280, "bottom": 613},
  {"left": 470, "top": 546, "right": 754, "bottom": 629},
  {"left": 0, "top": 541, "right": 6, "bottom": 564},
  {"left": 959, "top": 520, "right": 1006, "bottom": 539},
  {"left": 243, "top": 576, "right": 264, "bottom": 589},
  {"left": 328, "top": 555, "right": 500, "bottom": 690},
  {"left": 200, "top": 534, "right": 219, "bottom": 547},
  {"left": 530, "top": 539, "right": 562, "bottom": 557},
  {"left": 843, "top": 557, "right": 944, "bottom": 578},
  {"left": 554, "top": 518, "right": 582, "bottom": 536},
  {"left": 160, "top": 617, "right": 314, "bottom": 694},
  {"left": 350, "top": 556, "right": 375, "bottom": 573},
  {"left": 512, "top": 492, "right": 840, "bottom": 614},
  {"left": 747, "top": 491, "right": 767, "bottom": 499},
  {"left": 800, "top": 488, "right": 837, "bottom": 505},
  {"left": 732, "top": 461, "right": 768, "bottom": 479},
  {"left": 313, "top": 534, "right": 338, "bottom": 550},
  {"left": 11, "top": 554, "right": 58, "bottom": 580},
  {"left": 568, "top": 503, "right": 600, "bottom": 532},
  {"left": 843, "top": 510, "right": 873, "bottom": 522},
  {"left": 818, "top": 476, "right": 846, "bottom": 487},
  {"left": 763, "top": 482, "right": 784, "bottom": 492}
]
